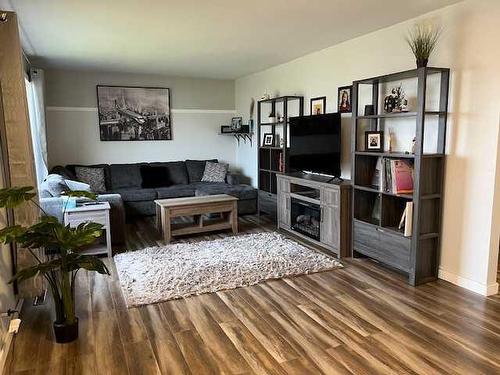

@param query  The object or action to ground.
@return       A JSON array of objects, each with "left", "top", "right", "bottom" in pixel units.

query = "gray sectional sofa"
[{"left": 42, "top": 159, "right": 257, "bottom": 244}]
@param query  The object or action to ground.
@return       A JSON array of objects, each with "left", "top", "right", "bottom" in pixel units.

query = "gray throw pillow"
[
  {"left": 75, "top": 166, "right": 106, "bottom": 192},
  {"left": 201, "top": 162, "right": 228, "bottom": 183}
]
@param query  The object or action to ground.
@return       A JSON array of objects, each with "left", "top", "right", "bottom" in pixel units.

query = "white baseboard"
[{"left": 438, "top": 268, "right": 499, "bottom": 296}]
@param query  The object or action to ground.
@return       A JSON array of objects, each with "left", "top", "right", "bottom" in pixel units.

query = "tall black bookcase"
[
  {"left": 257, "top": 96, "right": 304, "bottom": 218},
  {"left": 351, "top": 67, "right": 450, "bottom": 285}
]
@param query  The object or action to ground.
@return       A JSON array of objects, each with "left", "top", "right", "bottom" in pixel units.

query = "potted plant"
[
  {"left": 406, "top": 24, "right": 441, "bottom": 68},
  {"left": 0, "top": 186, "right": 110, "bottom": 343}
]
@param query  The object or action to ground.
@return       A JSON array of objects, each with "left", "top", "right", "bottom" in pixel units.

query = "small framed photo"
[
  {"left": 262, "top": 133, "right": 274, "bottom": 146},
  {"left": 310, "top": 96, "right": 326, "bottom": 115},
  {"left": 338, "top": 86, "right": 352, "bottom": 113},
  {"left": 231, "top": 117, "right": 242, "bottom": 130},
  {"left": 365, "top": 131, "right": 384, "bottom": 152}
]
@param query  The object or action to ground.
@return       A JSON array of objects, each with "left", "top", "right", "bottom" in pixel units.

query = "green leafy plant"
[
  {"left": 0, "top": 187, "right": 110, "bottom": 327},
  {"left": 406, "top": 24, "right": 441, "bottom": 67}
]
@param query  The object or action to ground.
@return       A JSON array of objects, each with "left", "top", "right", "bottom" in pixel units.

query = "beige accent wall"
[
  {"left": 235, "top": 0, "right": 500, "bottom": 295},
  {"left": 0, "top": 11, "right": 41, "bottom": 297}
]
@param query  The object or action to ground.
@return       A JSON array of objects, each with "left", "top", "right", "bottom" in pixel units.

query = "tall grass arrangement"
[{"left": 406, "top": 24, "right": 441, "bottom": 67}]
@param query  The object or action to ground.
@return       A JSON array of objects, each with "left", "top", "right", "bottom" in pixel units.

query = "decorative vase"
[
  {"left": 53, "top": 317, "right": 79, "bottom": 343},
  {"left": 416, "top": 58, "right": 428, "bottom": 68}
]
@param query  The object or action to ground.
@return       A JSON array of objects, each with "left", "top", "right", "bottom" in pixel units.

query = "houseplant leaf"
[
  {"left": 9, "top": 257, "right": 62, "bottom": 283},
  {"left": 66, "top": 253, "right": 110, "bottom": 275},
  {"left": 0, "top": 186, "right": 36, "bottom": 208},
  {"left": 61, "top": 190, "right": 97, "bottom": 200},
  {"left": 0, "top": 225, "right": 27, "bottom": 244}
]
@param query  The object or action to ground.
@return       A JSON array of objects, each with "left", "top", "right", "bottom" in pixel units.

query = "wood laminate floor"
[{"left": 6, "top": 215, "right": 500, "bottom": 374}]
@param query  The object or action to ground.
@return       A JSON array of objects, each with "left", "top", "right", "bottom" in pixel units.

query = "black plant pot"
[
  {"left": 53, "top": 317, "right": 79, "bottom": 343},
  {"left": 416, "top": 58, "right": 428, "bottom": 68}
]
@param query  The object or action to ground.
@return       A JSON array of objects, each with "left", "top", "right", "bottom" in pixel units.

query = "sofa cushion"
[
  {"left": 112, "top": 188, "right": 157, "bottom": 202},
  {"left": 75, "top": 166, "right": 106, "bottom": 192},
  {"left": 150, "top": 161, "right": 189, "bottom": 185},
  {"left": 185, "top": 159, "right": 218, "bottom": 183},
  {"left": 156, "top": 185, "right": 196, "bottom": 199},
  {"left": 109, "top": 164, "right": 143, "bottom": 190},
  {"left": 201, "top": 162, "right": 228, "bottom": 183},
  {"left": 140, "top": 165, "right": 170, "bottom": 188},
  {"left": 67, "top": 164, "right": 111, "bottom": 190},
  {"left": 195, "top": 183, "right": 257, "bottom": 200}
]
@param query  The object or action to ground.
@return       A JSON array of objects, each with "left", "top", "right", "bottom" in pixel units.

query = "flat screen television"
[{"left": 288, "top": 113, "right": 341, "bottom": 177}]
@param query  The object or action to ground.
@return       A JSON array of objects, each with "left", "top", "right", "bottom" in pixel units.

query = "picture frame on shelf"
[
  {"left": 310, "top": 96, "right": 326, "bottom": 115},
  {"left": 262, "top": 133, "right": 274, "bottom": 147},
  {"left": 337, "top": 86, "right": 352, "bottom": 113},
  {"left": 364, "top": 104, "right": 375, "bottom": 116},
  {"left": 365, "top": 131, "right": 384, "bottom": 152},
  {"left": 231, "top": 117, "right": 242, "bottom": 130}
]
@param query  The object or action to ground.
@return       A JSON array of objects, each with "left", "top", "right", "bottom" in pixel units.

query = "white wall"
[
  {"left": 235, "top": 0, "right": 500, "bottom": 295},
  {"left": 45, "top": 69, "right": 238, "bottom": 167}
]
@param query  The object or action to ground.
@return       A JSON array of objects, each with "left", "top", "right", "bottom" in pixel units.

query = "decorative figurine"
[
  {"left": 411, "top": 137, "right": 417, "bottom": 153},
  {"left": 384, "top": 84, "right": 409, "bottom": 113}
]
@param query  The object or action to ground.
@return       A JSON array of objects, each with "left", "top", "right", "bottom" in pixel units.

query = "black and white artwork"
[{"left": 97, "top": 85, "right": 171, "bottom": 141}]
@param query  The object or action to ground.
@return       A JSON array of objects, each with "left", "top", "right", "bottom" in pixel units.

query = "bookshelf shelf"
[
  {"left": 356, "top": 111, "right": 446, "bottom": 120},
  {"left": 353, "top": 185, "right": 413, "bottom": 199},
  {"left": 259, "top": 146, "right": 283, "bottom": 150},
  {"left": 355, "top": 151, "right": 415, "bottom": 158},
  {"left": 351, "top": 67, "right": 450, "bottom": 286}
]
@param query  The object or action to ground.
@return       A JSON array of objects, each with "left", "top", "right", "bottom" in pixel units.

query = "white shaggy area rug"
[{"left": 114, "top": 232, "right": 342, "bottom": 307}]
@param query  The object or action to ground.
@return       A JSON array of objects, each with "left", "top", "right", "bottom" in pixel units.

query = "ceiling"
[{"left": 3, "top": 0, "right": 461, "bottom": 79}]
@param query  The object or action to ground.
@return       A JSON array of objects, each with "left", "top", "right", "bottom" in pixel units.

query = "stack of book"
[{"left": 372, "top": 157, "right": 414, "bottom": 195}]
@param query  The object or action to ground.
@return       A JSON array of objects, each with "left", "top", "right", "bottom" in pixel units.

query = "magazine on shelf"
[
  {"left": 371, "top": 157, "right": 383, "bottom": 190},
  {"left": 404, "top": 202, "right": 413, "bottom": 237},
  {"left": 382, "top": 158, "right": 414, "bottom": 194},
  {"left": 398, "top": 201, "right": 413, "bottom": 237}
]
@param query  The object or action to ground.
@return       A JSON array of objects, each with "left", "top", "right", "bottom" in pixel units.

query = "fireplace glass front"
[{"left": 291, "top": 198, "right": 321, "bottom": 241}]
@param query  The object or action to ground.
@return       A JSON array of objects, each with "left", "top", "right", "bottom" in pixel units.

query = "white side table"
[{"left": 63, "top": 202, "right": 112, "bottom": 257}]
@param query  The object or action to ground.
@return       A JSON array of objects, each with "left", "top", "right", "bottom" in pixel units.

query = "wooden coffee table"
[{"left": 155, "top": 194, "right": 238, "bottom": 243}]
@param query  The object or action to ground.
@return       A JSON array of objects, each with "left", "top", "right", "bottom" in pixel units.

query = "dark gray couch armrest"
[
  {"left": 97, "top": 194, "right": 126, "bottom": 245},
  {"left": 226, "top": 173, "right": 240, "bottom": 185}
]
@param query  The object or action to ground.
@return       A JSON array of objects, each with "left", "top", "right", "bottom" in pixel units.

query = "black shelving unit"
[
  {"left": 257, "top": 96, "right": 304, "bottom": 218},
  {"left": 351, "top": 67, "right": 450, "bottom": 285}
]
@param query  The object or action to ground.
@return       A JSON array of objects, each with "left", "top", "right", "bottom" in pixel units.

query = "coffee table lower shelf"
[{"left": 155, "top": 194, "right": 238, "bottom": 243}]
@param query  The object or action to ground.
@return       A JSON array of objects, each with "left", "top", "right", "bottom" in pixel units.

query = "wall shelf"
[{"left": 219, "top": 132, "right": 253, "bottom": 146}]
